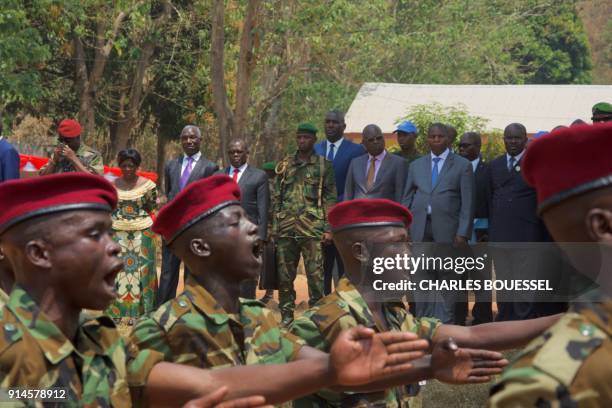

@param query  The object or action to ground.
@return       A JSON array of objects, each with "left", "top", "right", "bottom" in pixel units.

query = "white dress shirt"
[
  {"left": 471, "top": 156, "right": 480, "bottom": 173},
  {"left": 181, "top": 151, "right": 202, "bottom": 175},
  {"left": 229, "top": 162, "right": 248, "bottom": 183},
  {"left": 326, "top": 137, "right": 345, "bottom": 161},
  {"left": 506, "top": 149, "right": 525, "bottom": 169}
]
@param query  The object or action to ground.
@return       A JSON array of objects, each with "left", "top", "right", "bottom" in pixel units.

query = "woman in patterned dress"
[{"left": 107, "top": 149, "right": 158, "bottom": 325}]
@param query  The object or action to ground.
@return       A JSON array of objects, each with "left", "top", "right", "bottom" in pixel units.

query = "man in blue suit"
[
  {"left": 0, "top": 121, "right": 20, "bottom": 182},
  {"left": 314, "top": 110, "right": 365, "bottom": 294}
]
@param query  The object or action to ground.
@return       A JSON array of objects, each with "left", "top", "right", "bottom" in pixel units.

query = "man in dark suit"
[
  {"left": 489, "top": 123, "right": 563, "bottom": 321},
  {"left": 222, "top": 139, "right": 270, "bottom": 299},
  {"left": 157, "top": 125, "right": 218, "bottom": 307},
  {"left": 458, "top": 132, "right": 493, "bottom": 325},
  {"left": 314, "top": 110, "right": 364, "bottom": 294},
  {"left": 0, "top": 121, "right": 20, "bottom": 182},
  {"left": 344, "top": 124, "right": 407, "bottom": 203},
  {"left": 401, "top": 123, "right": 475, "bottom": 323}
]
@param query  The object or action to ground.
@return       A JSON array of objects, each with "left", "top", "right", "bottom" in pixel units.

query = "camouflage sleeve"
[
  {"left": 129, "top": 316, "right": 174, "bottom": 363},
  {"left": 271, "top": 170, "right": 282, "bottom": 235},
  {"left": 86, "top": 150, "right": 104, "bottom": 175},
  {"left": 290, "top": 312, "right": 331, "bottom": 352},
  {"left": 412, "top": 316, "right": 442, "bottom": 342},
  {"left": 487, "top": 366, "right": 563, "bottom": 407},
  {"left": 322, "top": 161, "right": 337, "bottom": 231},
  {"left": 125, "top": 336, "right": 165, "bottom": 406}
]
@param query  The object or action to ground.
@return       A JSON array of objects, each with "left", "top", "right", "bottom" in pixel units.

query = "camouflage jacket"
[
  {"left": 130, "top": 276, "right": 305, "bottom": 369},
  {"left": 393, "top": 151, "right": 421, "bottom": 165},
  {"left": 488, "top": 295, "right": 612, "bottom": 407},
  {"left": 273, "top": 152, "right": 336, "bottom": 238},
  {"left": 290, "top": 277, "right": 441, "bottom": 408},
  {"left": 0, "top": 289, "right": 7, "bottom": 308},
  {"left": 0, "top": 286, "right": 162, "bottom": 407},
  {"left": 41, "top": 143, "right": 104, "bottom": 175}
]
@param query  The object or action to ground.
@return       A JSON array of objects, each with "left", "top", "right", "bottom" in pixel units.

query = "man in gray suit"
[
  {"left": 344, "top": 124, "right": 406, "bottom": 203},
  {"left": 222, "top": 138, "right": 270, "bottom": 299},
  {"left": 157, "top": 125, "right": 219, "bottom": 307},
  {"left": 401, "top": 123, "right": 475, "bottom": 323}
]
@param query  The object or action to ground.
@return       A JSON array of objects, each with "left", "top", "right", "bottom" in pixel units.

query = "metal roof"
[{"left": 345, "top": 83, "right": 612, "bottom": 133}]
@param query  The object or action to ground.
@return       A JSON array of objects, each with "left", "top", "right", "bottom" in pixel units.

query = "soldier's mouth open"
[{"left": 252, "top": 239, "right": 263, "bottom": 260}]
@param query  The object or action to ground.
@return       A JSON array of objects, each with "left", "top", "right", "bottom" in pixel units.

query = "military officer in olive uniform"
[
  {"left": 273, "top": 123, "right": 337, "bottom": 325},
  {"left": 488, "top": 123, "right": 612, "bottom": 407}
]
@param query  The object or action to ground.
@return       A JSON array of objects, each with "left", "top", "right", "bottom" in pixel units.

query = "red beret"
[
  {"left": 523, "top": 123, "right": 612, "bottom": 213},
  {"left": 152, "top": 175, "right": 241, "bottom": 243},
  {"left": 0, "top": 173, "right": 117, "bottom": 234},
  {"left": 328, "top": 199, "right": 413, "bottom": 232},
  {"left": 58, "top": 119, "right": 82, "bottom": 138}
]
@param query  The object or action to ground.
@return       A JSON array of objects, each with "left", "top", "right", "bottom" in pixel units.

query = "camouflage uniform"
[
  {"left": 129, "top": 275, "right": 305, "bottom": 368},
  {"left": 393, "top": 151, "right": 421, "bottom": 165},
  {"left": 0, "top": 286, "right": 163, "bottom": 407},
  {"left": 0, "top": 289, "right": 7, "bottom": 308},
  {"left": 488, "top": 293, "right": 612, "bottom": 407},
  {"left": 273, "top": 152, "right": 336, "bottom": 323},
  {"left": 41, "top": 143, "right": 104, "bottom": 175},
  {"left": 290, "top": 277, "right": 441, "bottom": 407}
]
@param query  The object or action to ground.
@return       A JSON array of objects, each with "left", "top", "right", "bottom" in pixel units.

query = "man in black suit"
[
  {"left": 223, "top": 139, "right": 270, "bottom": 298},
  {"left": 489, "top": 123, "right": 563, "bottom": 321},
  {"left": 458, "top": 132, "right": 493, "bottom": 325},
  {"left": 156, "top": 125, "right": 218, "bottom": 307}
]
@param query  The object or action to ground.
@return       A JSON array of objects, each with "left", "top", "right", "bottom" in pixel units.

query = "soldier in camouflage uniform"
[
  {"left": 131, "top": 174, "right": 441, "bottom": 405},
  {"left": 273, "top": 123, "right": 337, "bottom": 325},
  {"left": 291, "top": 198, "right": 563, "bottom": 407},
  {"left": 488, "top": 124, "right": 612, "bottom": 407},
  {"left": 39, "top": 119, "right": 104, "bottom": 176},
  {"left": 0, "top": 174, "right": 298, "bottom": 408}
]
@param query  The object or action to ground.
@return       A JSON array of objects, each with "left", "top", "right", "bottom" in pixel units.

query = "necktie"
[
  {"left": 508, "top": 156, "right": 516, "bottom": 172},
  {"left": 431, "top": 157, "right": 442, "bottom": 187},
  {"left": 233, "top": 168, "right": 240, "bottom": 182},
  {"left": 327, "top": 143, "right": 335, "bottom": 161},
  {"left": 366, "top": 157, "right": 377, "bottom": 190},
  {"left": 179, "top": 156, "right": 194, "bottom": 190}
]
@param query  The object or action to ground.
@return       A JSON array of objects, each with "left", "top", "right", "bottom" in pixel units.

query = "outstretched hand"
[
  {"left": 182, "top": 387, "right": 272, "bottom": 408},
  {"left": 329, "top": 326, "right": 429, "bottom": 386},
  {"left": 431, "top": 337, "right": 508, "bottom": 384}
]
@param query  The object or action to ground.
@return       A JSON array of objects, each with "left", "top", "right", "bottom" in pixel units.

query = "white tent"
[{"left": 345, "top": 83, "right": 612, "bottom": 134}]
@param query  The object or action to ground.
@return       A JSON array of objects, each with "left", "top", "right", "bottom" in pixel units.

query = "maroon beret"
[
  {"left": 0, "top": 173, "right": 117, "bottom": 234},
  {"left": 153, "top": 175, "right": 241, "bottom": 243},
  {"left": 328, "top": 199, "right": 413, "bottom": 232},
  {"left": 58, "top": 119, "right": 82, "bottom": 138},
  {"left": 523, "top": 123, "right": 612, "bottom": 213}
]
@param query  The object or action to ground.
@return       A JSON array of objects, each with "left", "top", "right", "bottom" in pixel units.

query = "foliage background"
[{"left": 0, "top": 0, "right": 608, "bottom": 175}]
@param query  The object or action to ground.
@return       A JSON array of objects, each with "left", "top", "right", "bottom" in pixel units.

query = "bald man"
[
  {"left": 157, "top": 125, "right": 219, "bottom": 307},
  {"left": 344, "top": 124, "right": 407, "bottom": 203}
]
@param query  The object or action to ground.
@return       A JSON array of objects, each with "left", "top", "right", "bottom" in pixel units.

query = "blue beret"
[{"left": 394, "top": 121, "right": 418, "bottom": 134}]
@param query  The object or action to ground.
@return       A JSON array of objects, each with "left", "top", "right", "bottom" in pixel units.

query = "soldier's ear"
[
  {"left": 585, "top": 208, "right": 612, "bottom": 242},
  {"left": 190, "top": 238, "right": 211, "bottom": 257},
  {"left": 351, "top": 242, "right": 370, "bottom": 263},
  {"left": 24, "top": 240, "right": 52, "bottom": 269}
]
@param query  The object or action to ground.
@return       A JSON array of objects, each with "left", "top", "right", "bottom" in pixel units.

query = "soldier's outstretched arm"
[
  {"left": 143, "top": 327, "right": 426, "bottom": 406},
  {"left": 433, "top": 313, "right": 561, "bottom": 351}
]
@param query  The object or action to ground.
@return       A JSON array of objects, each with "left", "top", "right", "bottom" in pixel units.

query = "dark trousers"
[
  {"left": 157, "top": 242, "right": 189, "bottom": 307},
  {"left": 455, "top": 242, "right": 493, "bottom": 325},
  {"left": 323, "top": 243, "right": 344, "bottom": 295}
]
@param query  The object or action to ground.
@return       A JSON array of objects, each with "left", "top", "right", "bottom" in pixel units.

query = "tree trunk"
[
  {"left": 233, "top": 0, "right": 261, "bottom": 144},
  {"left": 210, "top": 0, "right": 234, "bottom": 161}
]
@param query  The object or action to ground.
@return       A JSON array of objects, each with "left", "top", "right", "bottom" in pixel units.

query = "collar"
[
  {"left": 292, "top": 151, "right": 316, "bottom": 164},
  {"left": 471, "top": 156, "right": 481, "bottom": 172},
  {"left": 0, "top": 136, "right": 3, "bottom": 142},
  {"left": 8, "top": 286, "right": 75, "bottom": 364},
  {"left": 506, "top": 149, "right": 525, "bottom": 163},
  {"left": 230, "top": 163, "right": 248, "bottom": 173},
  {"left": 335, "top": 277, "right": 404, "bottom": 332},
  {"left": 368, "top": 149, "right": 387, "bottom": 162},
  {"left": 184, "top": 151, "right": 202, "bottom": 162},
  {"left": 430, "top": 148, "right": 450, "bottom": 161},
  {"left": 183, "top": 276, "right": 262, "bottom": 326},
  {"left": 327, "top": 137, "right": 345, "bottom": 150}
]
